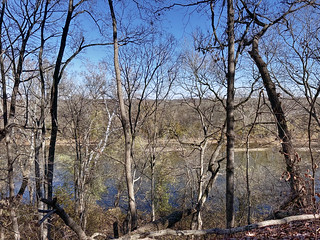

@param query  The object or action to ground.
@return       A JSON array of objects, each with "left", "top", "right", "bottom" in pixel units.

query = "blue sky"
[
  {"left": 160, "top": 3, "right": 212, "bottom": 41},
  {"left": 68, "top": 0, "right": 213, "bottom": 80}
]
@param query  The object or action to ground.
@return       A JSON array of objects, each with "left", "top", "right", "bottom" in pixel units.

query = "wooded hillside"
[{"left": 1, "top": 0, "right": 320, "bottom": 239}]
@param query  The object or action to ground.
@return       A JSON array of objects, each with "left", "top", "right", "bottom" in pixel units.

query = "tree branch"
[
  {"left": 117, "top": 214, "right": 320, "bottom": 239},
  {"left": 39, "top": 198, "right": 88, "bottom": 240}
]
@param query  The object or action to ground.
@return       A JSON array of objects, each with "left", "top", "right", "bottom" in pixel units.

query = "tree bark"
[
  {"left": 190, "top": 106, "right": 212, "bottom": 231},
  {"left": 36, "top": 2, "right": 49, "bottom": 239},
  {"left": 120, "top": 213, "right": 320, "bottom": 239},
  {"left": 191, "top": 128, "right": 225, "bottom": 231},
  {"left": 116, "top": 209, "right": 193, "bottom": 240},
  {"left": 0, "top": 4, "right": 7, "bottom": 238},
  {"left": 48, "top": 0, "right": 74, "bottom": 202},
  {"left": 249, "top": 36, "right": 303, "bottom": 204},
  {"left": 108, "top": 0, "right": 137, "bottom": 231},
  {"left": 46, "top": 1, "right": 75, "bottom": 238},
  {"left": 0, "top": 0, "right": 7, "bottom": 129},
  {"left": 226, "top": 0, "right": 236, "bottom": 229},
  {"left": 151, "top": 152, "right": 156, "bottom": 222},
  {"left": 41, "top": 198, "right": 88, "bottom": 240}
]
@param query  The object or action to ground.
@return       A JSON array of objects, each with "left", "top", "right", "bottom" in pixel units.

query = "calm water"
[
  {"left": 96, "top": 147, "right": 318, "bottom": 217},
  {"left": 50, "top": 146, "right": 319, "bottom": 222}
]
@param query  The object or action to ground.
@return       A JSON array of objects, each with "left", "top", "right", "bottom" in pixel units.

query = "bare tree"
[
  {"left": 108, "top": 0, "right": 138, "bottom": 231},
  {"left": 44, "top": 0, "right": 113, "bottom": 237},
  {"left": 241, "top": 0, "right": 315, "bottom": 208},
  {"left": 176, "top": 50, "right": 226, "bottom": 231},
  {"left": 108, "top": 0, "right": 177, "bottom": 232},
  {"left": 0, "top": 1, "right": 43, "bottom": 238},
  {"left": 225, "top": 0, "right": 236, "bottom": 228},
  {"left": 121, "top": 39, "right": 175, "bottom": 222},
  {"left": 207, "top": 0, "right": 253, "bottom": 227},
  {"left": 60, "top": 75, "right": 115, "bottom": 230},
  {"left": 35, "top": 1, "right": 51, "bottom": 238},
  {"left": 271, "top": 7, "right": 320, "bottom": 204},
  {"left": 155, "top": 0, "right": 255, "bottom": 228}
]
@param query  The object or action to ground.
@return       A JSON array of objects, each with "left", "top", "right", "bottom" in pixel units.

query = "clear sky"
[
  {"left": 68, "top": 0, "right": 213, "bottom": 81},
  {"left": 160, "top": 3, "right": 212, "bottom": 41}
]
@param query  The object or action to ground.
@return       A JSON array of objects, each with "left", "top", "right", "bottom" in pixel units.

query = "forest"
[{"left": 1, "top": 0, "right": 320, "bottom": 239}]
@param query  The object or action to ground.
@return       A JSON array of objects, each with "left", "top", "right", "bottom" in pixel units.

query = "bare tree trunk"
[
  {"left": 197, "top": 143, "right": 206, "bottom": 229},
  {"left": 191, "top": 123, "right": 225, "bottom": 232},
  {"left": 306, "top": 88, "right": 320, "bottom": 205},
  {"left": 151, "top": 152, "right": 156, "bottom": 222},
  {"left": 226, "top": 0, "right": 236, "bottom": 229},
  {"left": 0, "top": 0, "right": 6, "bottom": 129},
  {"left": 46, "top": 1, "right": 75, "bottom": 238},
  {"left": 35, "top": 129, "right": 43, "bottom": 200},
  {"left": 148, "top": 107, "right": 166, "bottom": 222},
  {"left": 47, "top": 0, "right": 73, "bottom": 201},
  {"left": 16, "top": 131, "right": 34, "bottom": 198},
  {"left": 72, "top": 101, "right": 114, "bottom": 231},
  {"left": 73, "top": 127, "right": 88, "bottom": 230},
  {"left": 5, "top": 133, "right": 20, "bottom": 240},
  {"left": 1, "top": 0, "right": 32, "bottom": 236},
  {"left": 37, "top": 1, "right": 49, "bottom": 238},
  {"left": 0, "top": 3, "right": 19, "bottom": 238},
  {"left": 245, "top": 138, "right": 251, "bottom": 224},
  {"left": 35, "top": 126, "right": 47, "bottom": 239},
  {"left": 108, "top": 0, "right": 137, "bottom": 231},
  {"left": 191, "top": 139, "right": 207, "bottom": 231},
  {"left": 73, "top": 120, "right": 84, "bottom": 226},
  {"left": 249, "top": 36, "right": 303, "bottom": 204},
  {"left": 41, "top": 199, "right": 88, "bottom": 240}
]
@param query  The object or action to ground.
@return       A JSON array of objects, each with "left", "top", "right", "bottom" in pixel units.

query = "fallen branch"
[
  {"left": 265, "top": 193, "right": 299, "bottom": 220},
  {"left": 39, "top": 198, "right": 105, "bottom": 240},
  {"left": 115, "top": 209, "right": 193, "bottom": 240},
  {"left": 117, "top": 214, "right": 320, "bottom": 239},
  {"left": 135, "top": 209, "right": 193, "bottom": 233},
  {"left": 38, "top": 197, "right": 319, "bottom": 239},
  {"left": 40, "top": 198, "right": 88, "bottom": 240},
  {"left": 39, "top": 198, "right": 192, "bottom": 239}
]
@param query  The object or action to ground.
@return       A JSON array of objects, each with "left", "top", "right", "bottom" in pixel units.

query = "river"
[{"left": 51, "top": 145, "right": 319, "bottom": 225}]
